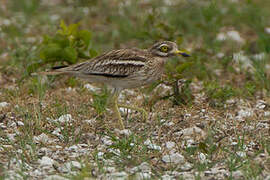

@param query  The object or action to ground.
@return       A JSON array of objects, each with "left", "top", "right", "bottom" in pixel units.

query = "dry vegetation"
[{"left": 0, "top": 0, "right": 270, "bottom": 179}]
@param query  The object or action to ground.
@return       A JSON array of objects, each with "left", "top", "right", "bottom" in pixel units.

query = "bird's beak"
[{"left": 174, "top": 50, "right": 191, "bottom": 57}]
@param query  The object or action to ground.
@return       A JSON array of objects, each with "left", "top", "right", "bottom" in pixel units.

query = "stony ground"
[{"left": 0, "top": 79, "right": 269, "bottom": 179}]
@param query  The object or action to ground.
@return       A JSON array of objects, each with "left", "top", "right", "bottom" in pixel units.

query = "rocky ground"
[{"left": 0, "top": 81, "right": 269, "bottom": 179}]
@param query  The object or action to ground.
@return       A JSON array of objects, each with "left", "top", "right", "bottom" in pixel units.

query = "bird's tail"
[{"left": 31, "top": 65, "right": 69, "bottom": 76}]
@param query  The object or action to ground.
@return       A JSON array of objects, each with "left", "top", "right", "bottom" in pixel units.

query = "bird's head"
[{"left": 149, "top": 41, "right": 190, "bottom": 58}]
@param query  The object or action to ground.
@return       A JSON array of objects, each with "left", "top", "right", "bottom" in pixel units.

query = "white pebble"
[
  {"left": 17, "top": 121, "right": 24, "bottom": 126},
  {"left": 101, "top": 136, "right": 113, "bottom": 146},
  {"left": 161, "top": 174, "right": 174, "bottom": 180},
  {"left": 45, "top": 175, "right": 68, "bottom": 180},
  {"left": 138, "top": 162, "right": 151, "bottom": 172},
  {"left": 265, "top": 27, "right": 270, "bottom": 34},
  {"left": 0, "top": 102, "right": 9, "bottom": 108},
  {"left": 198, "top": 153, "right": 207, "bottom": 163},
  {"left": 236, "top": 151, "right": 246, "bottom": 158},
  {"left": 236, "top": 109, "right": 253, "bottom": 119},
  {"left": 57, "top": 114, "right": 72, "bottom": 123},
  {"left": 144, "top": 139, "right": 161, "bottom": 151},
  {"left": 232, "top": 170, "right": 244, "bottom": 179},
  {"left": 33, "top": 133, "right": 51, "bottom": 144},
  {"left": 180, "top": 126, "right": 206, "bottom": 138},
  {"left": 108, "top": 172, "right": 128, "bottom": 179},
  {"left": 67, "top": 145, "right": 79, "bottom": 152},
  {"left": 84, "top": 83, "right": 100, "bottom": 91},
  {"left": 135, "top": 172, "right": 151, "bottom": 179},
  {"left": 165, "top": 141, "right": 175, "bottom": 150},
  {"left": 7, "top": 133, "right": 16, "bottom": 142},
  {"left": 39, "top": 156, "right": 54, "bottom": 167},
  {"left": 162, "top": 153, "right": 185, "bottom": 164}
]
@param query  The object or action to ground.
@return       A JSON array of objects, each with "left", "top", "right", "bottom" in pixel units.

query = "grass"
[{"left": 0, "top": 0, "right": 270, "bottom": 179}]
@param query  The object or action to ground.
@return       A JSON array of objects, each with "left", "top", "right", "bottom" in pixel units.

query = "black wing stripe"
[{"left": 84, "top": 72, "right": 128, "bottom": 78}]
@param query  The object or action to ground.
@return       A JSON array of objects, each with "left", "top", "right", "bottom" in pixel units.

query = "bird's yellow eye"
[{"left": 160, "top": 45, "right": 169, "bottom": 52}]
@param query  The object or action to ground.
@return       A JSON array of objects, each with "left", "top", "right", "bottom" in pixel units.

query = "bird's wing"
[{"left": 65, "top": 49, "right": 149, "bottom": 77}]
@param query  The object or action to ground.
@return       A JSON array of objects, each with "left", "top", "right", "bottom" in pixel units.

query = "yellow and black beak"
[{"left": 174, "top": 50, "right": 191, "bottom": 57}]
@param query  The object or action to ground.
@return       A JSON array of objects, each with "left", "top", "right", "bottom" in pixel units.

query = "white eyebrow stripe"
[
  {"left": 103, "top": 60, "right": 146, "bottom": 66},
  {"left": 158, "top": 44, "right": 169, "bottom": 48}
]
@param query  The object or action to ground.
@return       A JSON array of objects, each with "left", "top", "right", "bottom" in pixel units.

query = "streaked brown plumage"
[{"left": 41, "top": 41, "right": 190, "bottom": 129}]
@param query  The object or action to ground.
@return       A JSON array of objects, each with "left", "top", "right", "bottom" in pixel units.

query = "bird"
[{"left": 39, "top": 41, "right": 190, "bottom": 129}]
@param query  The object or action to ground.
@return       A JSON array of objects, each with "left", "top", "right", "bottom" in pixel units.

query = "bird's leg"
[
  {"left": 111, "top": 89, "right": 125, "bottom": 130},
  {"left": 118, "top": 104, "right": 148, "bottom": 122}
]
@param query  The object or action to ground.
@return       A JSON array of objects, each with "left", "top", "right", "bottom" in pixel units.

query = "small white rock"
[
  {"left": 180, "top": 126, "right": 206, "bottom": 138},
  {"left": 84, "top": 118, "right": 96, "bottom": 125},
  {"left": 216, "top": 52, "right": 225, "bottom": 58},
  {"left": 101, "top": 136, "right": 113, "bottom": 146},
  {"left": 253, "top": 53, "right": 266, "bottom": 61},
  {"left": 144, "top": 139, "right": 161, "bottom": 151},
  {"left": 68, "top": 145, "right": 79, "bottom": 152},
  {"left": 66, "top": 87, "right": 75, "bottom": 92},
  {"left": 198, "top": 153, "right": 207, "bottom": 163},
  {"left": 165, "top": 141, "right": 175, "bottom": 150},
  {"left": 115, "top": 129, "right": 132, "bottom": 136},
  {"left": 70, "top": 161, "right": 81, "bottom": 169},
  {"left": 31, "top": 169, "right": 43, "bottom": 177},
  {"left": 60, "top": 161, "right": 81, "bottom": 173},
  {"left": 57, "top": 114, "right": 72, "bottom": 123},
  {"left": 44, "top": 175, "right": 68, "bottom": 180},
  {"left": 226, "top": 99, "right": 236, "bottom": 104},
  {"left": 236, "top": 151, "right": 246, "bottom": 158},
  {"left": 0, "top": 102, "right": 9, "bottom": 108},
  {"left": 119, "top": 107, "right": 132, "bottom": 114},
  {"left": 255, "top": 100, "right": 266, "bottom": 109},
  {"left": 138, "top": 162, "right": 151, "bottom": 172},
  {"left": 227, "top": 30, "right": 245, "bottom": 43},
  {"left": 39, "top": 156, "right": 54, "bottom": 167},
  {"left": 104, "top": 166, "right": 116, "bottom": 173},
  {"left": 180, "top": 162, "right": 193, "bottom": 171},
  {"left": 33, "top": 133, "right": 51, "bottom": 144},
  {"left": 264, "top": 111, "right": 270, "bottom": 117},
  {"left": 8, "top": 122, "right": 17, "bottom": 128},
  {"left": 7, "top": 133, "right": 16, "bottom": 142},
  {"left": 97, "top": 152, "right": 104, "bottom": 158},
  {"left": 217, "top": 31, "right": 245, "bottom": 43},
  {"left": 161, "top": 174, "right": 174, "bottom": 180},
  {"left": 108, "top": 171, "right": 128, "bottom": 179},
  {"left": 265, "top": 27, "right": 270, "bottom": 34},
  {"left": 236, "top": 109, "right": 253, "bottom": 119},
  {"left": 135, "top": 172, "right": 151, "bottom": 179},
  {"left": 216, "top": 32, "right": 227, "bottom": 41},
  {"left": 17, "top": 121, "right": 24, "bottom": 126},
  {"left": 232, "top": 170, "right": 244, "bottom": 179},
  {"left": 162, "top": 153, "right": 185, "bottom": 164},
  {"left": 84, "top": 83, "right": 100, "bottom": 91}
]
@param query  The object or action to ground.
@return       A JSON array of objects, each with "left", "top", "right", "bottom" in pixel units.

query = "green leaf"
[
  {"left": 78, "top": 30, "right": 92, "bottom": 47},
  {"left": 42, "top": 35, "right": 50, "bottom": 44},
  {"left": 39, "top": 43, "right": 62, "bottom": 62},
  {"left": 52, "top": 34, "right": 70, "bottom": 48},
  {"left": 77, "top": 49, "right": 91, "bottom": 59},
  {"left": 67, "top": 23, "right": 80, "bottom": 36},
  {"left": 62, "top": 47, "right": 78, "bottom": 64},
  {"left": 58, "top": 20, "right": 68, "bottom": 35},
  {"left": 89, "top": 49, "right": 98, "bottom": 58}
]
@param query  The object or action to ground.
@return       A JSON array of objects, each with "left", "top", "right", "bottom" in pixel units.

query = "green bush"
[{"left": 27, "top": 20, "right": 97, "bottom": 74}]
